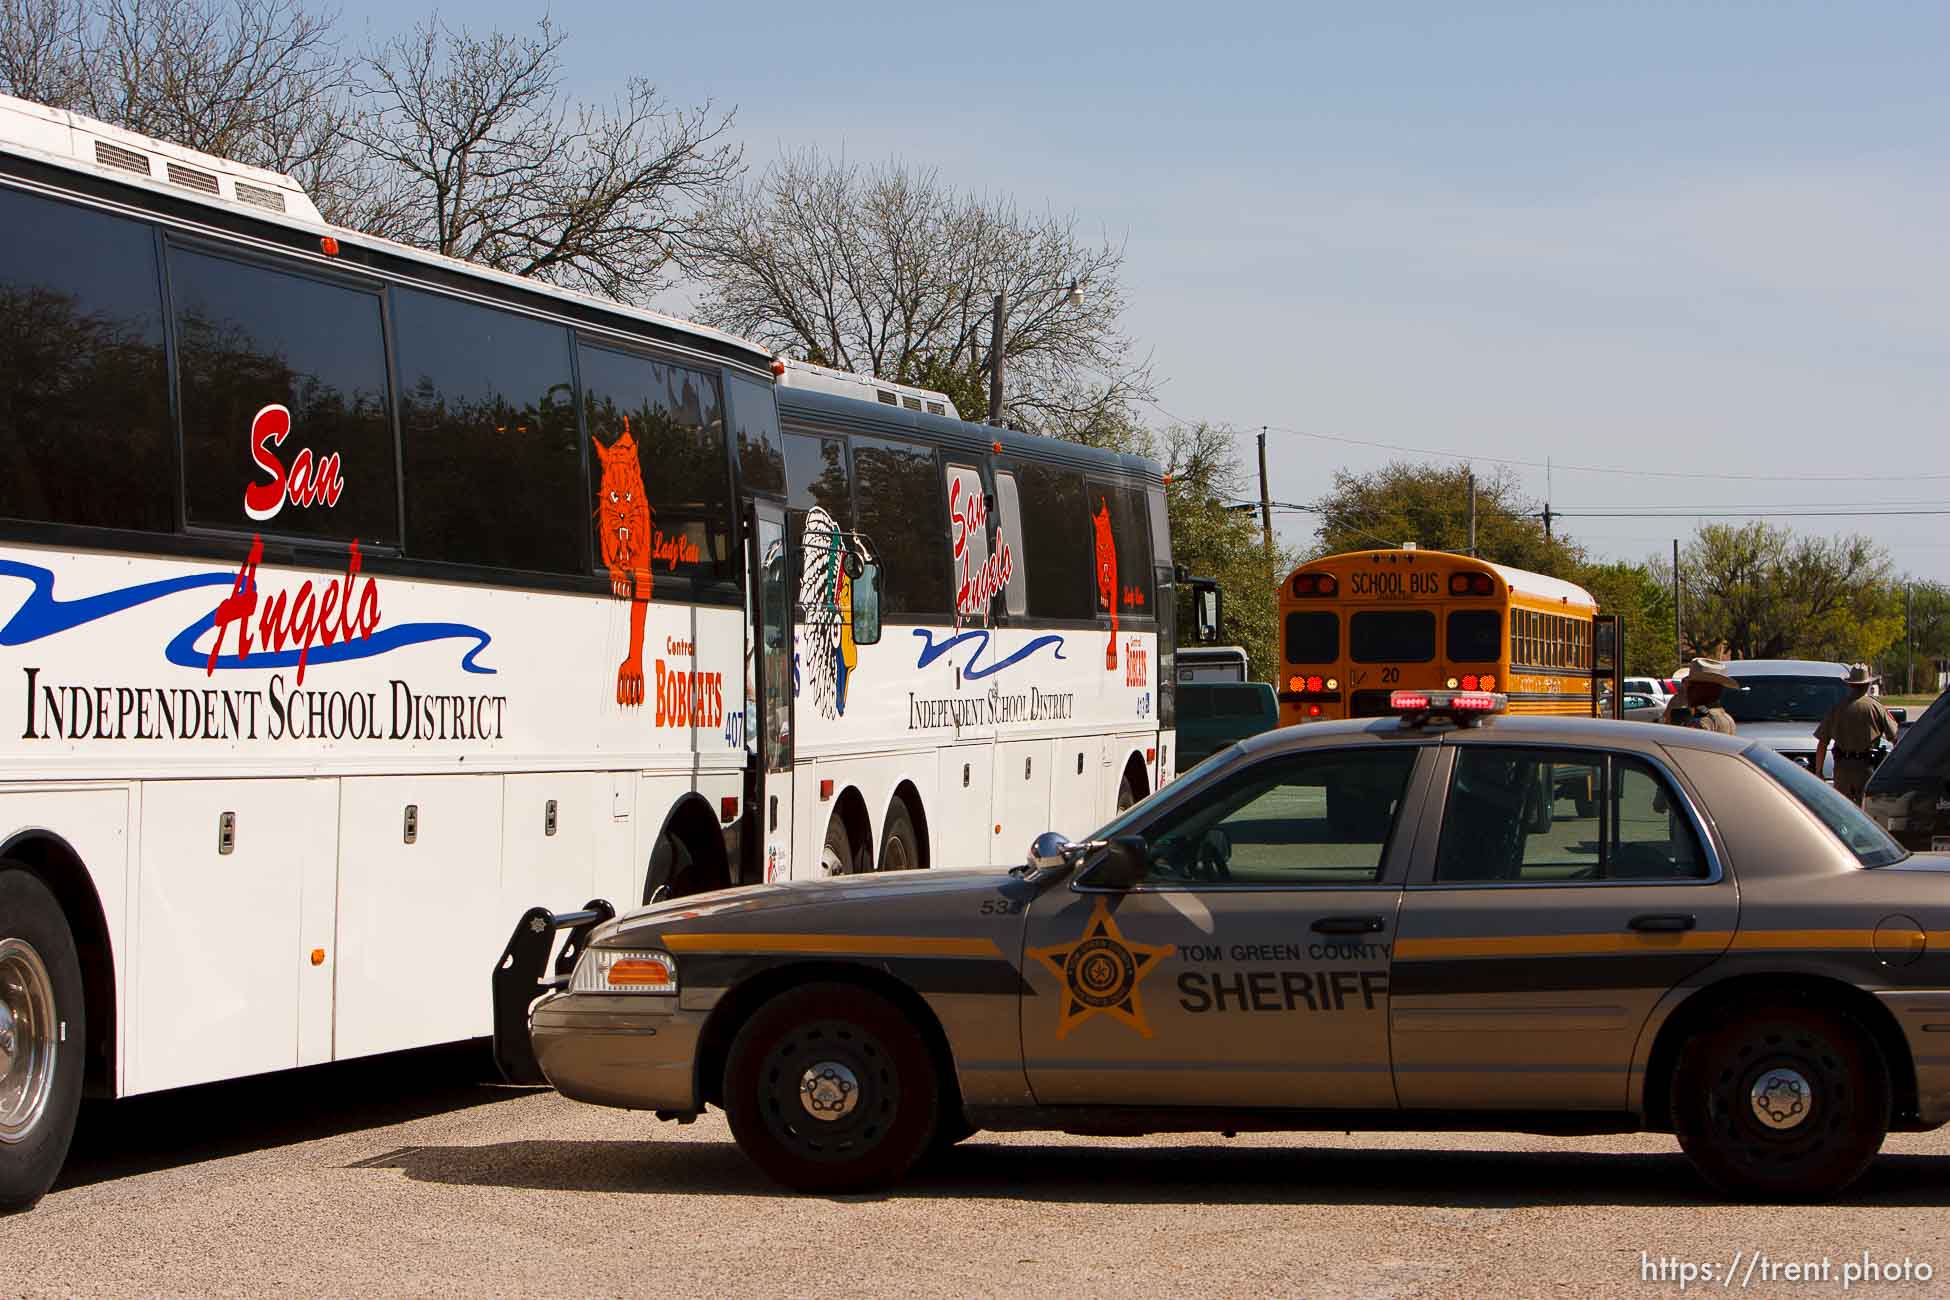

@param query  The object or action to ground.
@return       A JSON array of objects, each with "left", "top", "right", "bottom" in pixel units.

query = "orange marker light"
[
  {"left": 310, "top": 948, "right": 326, "bottom": 966},
  {"left": 819, "top": 779, "right": 834, "bottom": 801},
  {"left": 319, "top": 236, "right": 339, "bottom": 256},
  {"left": 770, "top": 358, "right": 787, "bottom": 376},
  {"left": 605, "top": 957, "right": 674, "bottom": 987}
]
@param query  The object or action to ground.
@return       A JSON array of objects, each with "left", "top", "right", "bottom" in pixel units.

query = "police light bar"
[{"left": 1390, "top": 690, "right": 1507, "bottom": 723}]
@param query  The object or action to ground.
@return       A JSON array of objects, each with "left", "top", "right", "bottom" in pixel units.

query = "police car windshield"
[
  {"left": 1722, "top": 676, "right": 1849, "bottom": 724},
  {"left": 1745, "top": 744, "right": 1907, "bottom": 867}
]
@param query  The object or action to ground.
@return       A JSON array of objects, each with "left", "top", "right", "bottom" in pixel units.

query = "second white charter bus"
[{"left": 0, "top": 95, "right": 1190, "bottom": 1207}]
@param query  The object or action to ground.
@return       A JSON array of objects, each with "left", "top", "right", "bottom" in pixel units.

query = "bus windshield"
[{"left": 1722, "top": 676, "right": 1848, "bottom": 724}]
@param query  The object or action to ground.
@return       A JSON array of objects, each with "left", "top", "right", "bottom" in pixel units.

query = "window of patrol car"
[
  {"left": 1136, "top": 748, "right": 1419, "bottom": 887},
  {"left": 1435, "top": 747, "right": 1708, "bottom": 883},
  {"left": 1745, "top": 744, "right": 1906, "bottom": 867}
]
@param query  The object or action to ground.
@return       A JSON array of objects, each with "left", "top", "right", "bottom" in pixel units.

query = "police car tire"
[
  {"left": 723, "top": 982, "right": 940, "bottom": 1193},
  {"left": 0, "top": 867, "right": 86, "bottom": 1214},
  {"left": 1670, "top": 1002, "right": 1889, "bottom": 1201}
]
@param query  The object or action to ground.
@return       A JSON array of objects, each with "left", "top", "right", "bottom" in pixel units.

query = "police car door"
[
  {"left": 1019, "top": 743, "right": 1432, "bottom": 1108},
  {"left": 1390, "top": 738, "right": 1738, "bottom": 1111}
]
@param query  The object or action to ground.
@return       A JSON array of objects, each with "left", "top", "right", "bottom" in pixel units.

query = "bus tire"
[
  {"left": 644, "top": 829, "right": 704, "bottom": 904},
  {"left": 1116, "top": 773, "right": 1138, "bottom": 813},
  {"left": 0, "top": 866, "right": 86, "bottom": 1214},
  {"left": 722, "top": 982, "right": 940, "bottom": 1192},
  {"left": 877, "top": 798, "right": 920, "bottom": 872},
  {"left": 821, "top": 813, "right": 854, "bottom": 876}
]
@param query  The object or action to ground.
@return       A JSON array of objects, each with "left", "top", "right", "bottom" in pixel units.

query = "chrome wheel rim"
[
  {"left": 0, "top": 938, "right": 57, "bottom": 1144},
  {"left": 799, "top": 1061, "right": 861, "bottom": 1121},
  {"left": 1749, "top": 1066, "right": 1813, "bottom": 1132}
]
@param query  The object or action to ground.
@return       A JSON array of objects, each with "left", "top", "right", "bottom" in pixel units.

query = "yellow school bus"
[{"left": 1278, "top": 548, "right": 1599, "bottom": 724}]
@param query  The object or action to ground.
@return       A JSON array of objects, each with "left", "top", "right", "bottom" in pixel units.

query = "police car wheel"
[
  {"left": 0, "top": 867, "right": 86, "bottom": 1214},
  {"left": 1670, "top": 1002, "right": 1889, "bottom": 1201},
  {"left": 723, "top": 982, "right": 940, "bottom": 1192}
]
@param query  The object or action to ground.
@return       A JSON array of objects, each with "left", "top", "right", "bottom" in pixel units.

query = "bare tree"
[
  {"left": 340, "top": 16, "right": 741, "bottom": 300},
  {"left": 681, "top": 149, "right": 1153, "bottom": 436},
  {"left": 0, "top": 0, "right": 88, "bottom": 107}
]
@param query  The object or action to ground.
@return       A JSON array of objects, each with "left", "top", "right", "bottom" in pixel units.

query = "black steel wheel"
[
  {"left": 821, "top": 813, "right": 854, "bottom": 876},
  {"left": 0, "top": 867, "right": 85, "bottom": 1214},
  {"left": 722, "top": 982, "right": 940, "bottom": 1192},
  {"left": 1671, "top": 1001, "right": 1889, "bottom": 1200},
  {"left": 877, "top": 799, "right": 920, "bottom": 872}
]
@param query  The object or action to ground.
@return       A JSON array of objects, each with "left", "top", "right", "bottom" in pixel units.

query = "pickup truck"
[{"left": 1175, "top": 680, "right": 1279, "bottom": 771}]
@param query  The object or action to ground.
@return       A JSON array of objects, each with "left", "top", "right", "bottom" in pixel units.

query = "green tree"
[
  {"left": 1575, "top": 560, "right": 1676, "bottom": 676},
  {"left": 1311, "top": 461, "right": 1583, "bottom": 577},
  {"left": 1675, "top": 522, "right": 1902, "bottom": 663},
  {"left": 1157, "top": 422, "right": 1291, "bottom": 683},
  {"left": 1877, "top": 579, "right": 1950, "bottom": 690}
]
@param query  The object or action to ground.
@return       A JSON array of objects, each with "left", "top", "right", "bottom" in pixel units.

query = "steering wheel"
[{"left": 1189, "top": 827, "right": 1233, "bottom": 882}]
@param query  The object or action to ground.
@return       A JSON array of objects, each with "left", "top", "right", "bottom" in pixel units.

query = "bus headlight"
[{"left": 572, "top": 948, "right": 679, "bottom": 995}]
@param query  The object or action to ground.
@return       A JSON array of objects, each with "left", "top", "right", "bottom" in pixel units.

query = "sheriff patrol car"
[{"left": 492, "top": 692, "right": 1950, "bottom": 1200}]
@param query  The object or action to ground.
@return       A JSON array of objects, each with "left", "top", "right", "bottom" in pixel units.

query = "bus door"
[{"left": 750, "top": 502, "right": 795, "bottom": 881}]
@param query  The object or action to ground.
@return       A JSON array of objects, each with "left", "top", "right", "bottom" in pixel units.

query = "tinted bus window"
[
  {"left": 784, "top": 432, "right": 850, "bottom": 539},
  {"left": 578, "top": 342, "right": 735, "bottom": 587},
  {"left": 729, "top": 374, "right": 785, "bottom": 496},
  {"left": 393, "top": 290, "right": 581, "bottom": 573},
  {"left": 1286, "top": 611, "right": 1339, "bottom": 664},
  {"left": 0, "top": 188, "right": 172, "bottom": 532},
  {"left": 1447, "top": 610, "right": 1501, "bottom": 662},
  {"left": 1013, "top": 463, "right": 1094, "bottom": 619},
  {"left": 993, "top": 471, "right": 1028, "bottom": 617},
  {"left": 1088, "top": 479, "right": 1153, "bottom": 623},
  {"left": 172, "top": 245, "right": 396, "bottom": 544},
  {"left": 853, "top": 436, "right": 949, "bottom": 617},
  {"left": 1351, "top": 609, "right": 1435, "bottom": 663}
]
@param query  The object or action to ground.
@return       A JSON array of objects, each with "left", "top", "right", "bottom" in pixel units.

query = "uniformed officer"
[
  {"left": 1662, "top": 658, "right": 1739, "bottom": 735},
  {"left": 1813, "top": 664, "right": 1900, "bottom": 805}
]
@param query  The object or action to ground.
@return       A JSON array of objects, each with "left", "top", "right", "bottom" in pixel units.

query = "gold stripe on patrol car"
[
  {"left": 1395, "top": 932, "right": 1733, "bottom": 961},
  {"left": 660, "top": 933, "right": 1006, "bottom": 959},
  {"left": 1727, "top": 929, "right": 1880, "bottom": 951}
]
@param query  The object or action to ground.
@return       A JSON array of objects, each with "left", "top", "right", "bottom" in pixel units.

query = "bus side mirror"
[
  {"left": 851, "top": 558, "right": 882, "bottom": 646},
  {"left": 1190, "top": 579, "right": 1222, "bottom": 644}
]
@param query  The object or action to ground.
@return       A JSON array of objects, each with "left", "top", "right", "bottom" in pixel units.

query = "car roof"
[
  {"left": 1721, "top": 659, "right": 1849, "bottom": 678},
  {"left": 1235, "top": 712, "right": 1751, "bottom": 757}
]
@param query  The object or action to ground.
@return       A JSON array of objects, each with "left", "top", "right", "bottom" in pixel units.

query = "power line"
[{"left": 1257, "top": 423, "right": 1950, "bottom": 483}]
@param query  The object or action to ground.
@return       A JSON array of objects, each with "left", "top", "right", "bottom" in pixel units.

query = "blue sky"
[{"left": 337, "top": 0, "right": 1950, "bottom": 579}]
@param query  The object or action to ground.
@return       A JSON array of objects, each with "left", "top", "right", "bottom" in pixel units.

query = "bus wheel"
[
  {"left": 645, "top": 829, "right": 713, "bottom": 903},
  {"left": 1116, "top": 773, "right": 1138, "bottom": 813},
  {"left": 821, "top": 814, "right": 853, "bottom": 876},
  {"left": 722, "top": 982, "right": 940, "bottom": 1192},
  {"left": 0, "top": 866, "right": 85, "bottom": 1214},
  {"left": 877, "top": 799, "right": 920, "bottom": 872}
]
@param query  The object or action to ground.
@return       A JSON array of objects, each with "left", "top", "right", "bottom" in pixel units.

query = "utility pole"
[
  {"left": 1906, "top": 581, "right": 1915, "bottom": 694},
  {"left": 1467, "top": 469, "right": 1477, "bottom": 557},
  {"left": 987, "top": 289, "right": 1006, "bottom": 425},
  {"left": 1542, "top": 502, "right": 1553, "bottom": 544},
  {"left": 1257, "top": 426, "right": 1274, "bottom": 573},
  {"left": 1672, "top": 538, "right": 1683, "bottom": 662}
]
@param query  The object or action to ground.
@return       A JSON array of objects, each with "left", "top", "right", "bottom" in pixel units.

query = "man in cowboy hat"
[
  {"left": 1813, "top": 664, "right": 1900, "bottom": 805},
  {"left": 1661, "top": 657, "right": 1740, "bottom": 734}
]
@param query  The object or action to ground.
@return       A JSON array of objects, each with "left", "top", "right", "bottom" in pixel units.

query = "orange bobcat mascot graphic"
[
  {"left": 594, "top": 418, "right": 652, "bottom": 706},
  {"left": 1093, "top": 497, "right": 1118, "bottom": 670}
]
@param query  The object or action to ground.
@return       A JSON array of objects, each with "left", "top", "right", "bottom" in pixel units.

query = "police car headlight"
[{"left": 572, "top": 948, "right": 679, "bottom": 995}]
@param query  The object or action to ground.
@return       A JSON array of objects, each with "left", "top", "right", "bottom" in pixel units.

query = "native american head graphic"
[{"left": 796, "top": 505, "right": 858, "bottom": 718}]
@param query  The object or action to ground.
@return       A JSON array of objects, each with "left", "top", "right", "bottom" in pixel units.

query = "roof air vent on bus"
[
  {"left": 166, "top": 162, "right": 220, "bottom": 195},
  {"left": 877, "top": 390, "right": 898, "bottom": 405},
  {"left": 233, "top": 180, "right": 288, "bottom": 214},
  {"left": 93, "top": 140, "right": 151, "bottom": 176}
]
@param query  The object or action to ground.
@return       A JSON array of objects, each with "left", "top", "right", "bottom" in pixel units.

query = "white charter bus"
[{"left": 0, "top": 95, "right": 1197, "bottom": 1207}]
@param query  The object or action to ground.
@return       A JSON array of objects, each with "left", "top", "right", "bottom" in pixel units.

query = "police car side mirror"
[
  {"left": 1081, "top": 836, "right": 1148, "bottom": 891},
  {"left": 1889, "top": 706, "right": 1908, "bottom": 726}
]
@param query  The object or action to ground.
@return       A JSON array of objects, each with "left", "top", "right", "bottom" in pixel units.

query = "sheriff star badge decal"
[{"left": 1027, "top": 897, "right": 1175, "bottom": 1039}]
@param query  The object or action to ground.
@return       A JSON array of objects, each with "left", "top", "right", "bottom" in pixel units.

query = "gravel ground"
[{"left": 4, "top": 1047, "right": 1946, "bottom": 1299}]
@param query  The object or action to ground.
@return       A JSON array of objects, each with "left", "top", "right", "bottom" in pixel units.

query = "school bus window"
[
  {"left": 1350, "top": 609, "right": 1435, "bottom": 663},
  {"left": 1285, "top": 611, "right": 1338, "bottom": 664},
  {"left": 1447, "top": 609, "right": 1500, "bottom": 662}
]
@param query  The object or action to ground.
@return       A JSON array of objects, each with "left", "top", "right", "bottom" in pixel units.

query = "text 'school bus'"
[
  {"left": 0, "top": 93, "right": 1191, "bottom": 1209},
  {"left": 1278, "top": 548, "right": 1599, "bottom": 725}
]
